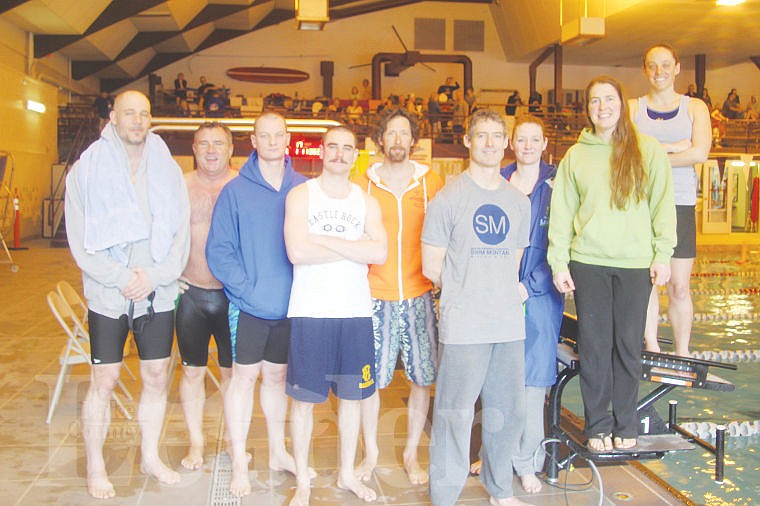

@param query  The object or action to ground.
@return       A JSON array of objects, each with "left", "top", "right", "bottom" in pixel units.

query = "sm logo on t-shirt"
[{"left": 472, "top": 204, "right": 509, "bottom": 245}]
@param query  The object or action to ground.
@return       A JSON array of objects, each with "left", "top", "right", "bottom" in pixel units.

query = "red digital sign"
[{"left": 288, "top": 136, "right": 322, "bottom": 159}]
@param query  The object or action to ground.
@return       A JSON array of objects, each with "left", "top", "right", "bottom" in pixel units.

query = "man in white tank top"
[{"left": 283, "top": 126, "right": 387, "bottom": 506}]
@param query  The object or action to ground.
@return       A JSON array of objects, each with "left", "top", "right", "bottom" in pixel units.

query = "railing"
[{"left": 49, "top": 114, "right": 99, "bottom": 243}]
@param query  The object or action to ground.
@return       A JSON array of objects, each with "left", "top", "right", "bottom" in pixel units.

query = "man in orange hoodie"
[{"left": 356, "top": 108, "right": 444, "bottom": 485}]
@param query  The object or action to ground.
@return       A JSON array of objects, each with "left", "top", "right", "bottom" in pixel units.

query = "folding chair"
[
  {"left": 46, "top": 291, "right": 132, "bottom": 424},
  {"left": 56, "top": 280, "right": 137, "bottom": 381}
]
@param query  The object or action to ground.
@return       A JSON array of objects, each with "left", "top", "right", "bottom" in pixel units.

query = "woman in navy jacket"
[{"left": 501, "top": 114, "right": 564, "bottom": 494}]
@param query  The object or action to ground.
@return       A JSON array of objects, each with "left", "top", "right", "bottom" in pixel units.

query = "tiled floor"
[{"left": 0, "top": 241, "right": 684, "bottom": 505}]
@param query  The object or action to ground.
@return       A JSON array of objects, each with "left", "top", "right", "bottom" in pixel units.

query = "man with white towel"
[{"left": 65, "top": 90, "right": 190, "bottom": 499}]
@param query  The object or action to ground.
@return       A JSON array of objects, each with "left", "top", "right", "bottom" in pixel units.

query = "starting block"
[{"left": 546, "top": 313, "right": 736, "bottom": 483}]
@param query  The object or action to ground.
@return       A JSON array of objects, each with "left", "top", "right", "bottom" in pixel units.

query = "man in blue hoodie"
[{"left": 206, "top": 112, "right": 306, "bottom": 497}]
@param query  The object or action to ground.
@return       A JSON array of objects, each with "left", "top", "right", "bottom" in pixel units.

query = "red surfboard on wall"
[{"left": 226, "top": 67, "right": 310, "bottom": 84}]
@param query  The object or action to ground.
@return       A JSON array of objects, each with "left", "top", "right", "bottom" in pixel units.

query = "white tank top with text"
[{"left": 288, "top": 179, "right": 372, "bottom": 318}]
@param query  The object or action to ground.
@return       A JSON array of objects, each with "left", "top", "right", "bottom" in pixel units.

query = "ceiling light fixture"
[
  {"left": 296, "top": 0, "right": 329, "bottom": 31},
  {"left": 559, "top": 0, "right": 606, "bottom": 46},
  {"left": 716, "top": 0, "right": 745, "bottom": 5}
]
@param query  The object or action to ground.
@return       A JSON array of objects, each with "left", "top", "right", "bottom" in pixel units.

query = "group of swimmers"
[{"left": 64, "top": 42, "right": 706, "bottom": 505}]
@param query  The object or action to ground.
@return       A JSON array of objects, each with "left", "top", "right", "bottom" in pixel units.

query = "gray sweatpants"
[
  {"left": 429, "top": 341, "right": 525, "bottom": 506},
  {"left": 512, "top": 385, "right": 547, "bottom": 476}
]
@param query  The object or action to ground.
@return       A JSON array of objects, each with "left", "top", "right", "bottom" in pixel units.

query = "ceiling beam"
[
  {"left": 0, "top": 0, "right": 29, "bottom": 16},
  {"left": 100, "top": 78, "right": 133, "bottom": 93},
  {"left": 72, "top": 60, "right": 113, "bottom": 81},
  {"left": 117, "top": 8, "right": 293, "bottom": 86},
  {"left": 71, "top": 4, "right": 284, "bottom": 80},
  {"left": 185, "top": 4, "right": 252, "bottom": 31},
  {"left": 142, "top": 52, "right": 193, "bottom": 75},
  {"left": 35, "top": 0, "right": 165, "bottom": 58},
  {"left": 116, "top": 31, "right": 180, "bottom": 61},
  {"left": 253, "top": 7, "right": 294, "bottom": 31}
]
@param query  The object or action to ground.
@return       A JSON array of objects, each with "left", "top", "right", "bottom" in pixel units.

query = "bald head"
[
  {"left": 110, "top": 90, "right": 151, "bottom": 147},
  {"left": 251, "top": 112, "right": 289, "bottom": 163}
]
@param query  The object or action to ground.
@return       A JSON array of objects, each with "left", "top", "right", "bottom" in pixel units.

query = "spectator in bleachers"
[
  {"left": 711, "top": 106, "right": 728, "bottom": 146},
  {"left": 685, "top": 83, "right": 698, "bottom": 98},
  {"left": 427, "top": 92, "right": 443, "bottom": 133},
  {"left": 174, "top": 73, "right": 189, "bottom": 116},
  {"left": 451, "top": 90, "right": 467, "bottom": 140},
  {"left": 327, "top": 98, "right": 342, "bottom": 119},
  {"left": 350, "top": 86, "right": 360, "bottom": 101},
  {"left": 699, "top": 87, "right": 713, "bottom": 109},
  {"left": 529, "top": 91, "right": 543, "bottom": 114},
  {"left": 291, "top": 92, "right": 303, "bottom": 113},
  {"left": 197, "top": 76, "right": 216, "bottom": 111},
  {"left": 204, "top": 90, "right": 225, "bottom": 117},
  {"left": 722, "top": 88, "right": 742, "bottom": 119},
  {"left": 311, "top": 99, "right": 324, "bottom": 117},
  {"left": 744, "top": 96, "right": 759, "bottom": 120},
  {"left": 437, "top": 76, "right": 460, "bottom": 100},
  {"left": 465, "top": 87, "right": 478, "bottom": 114},
  {"left": 93, "top": 90, "right": 113, "bottom": 132},
  {"left": 361, "top": 78, "right": 372, "bottom": 100},
  {"left": 406, "top": 93, "right": 423, "bottom": 120},
  {"left": 506, "top": 90, "right": 523, "bottom": 115},
  {"left": 376, "top": 96, "right": 393, "bottom": 114},
  {"left": 346, "top": 98, "right": 363, "bottom": 124}
]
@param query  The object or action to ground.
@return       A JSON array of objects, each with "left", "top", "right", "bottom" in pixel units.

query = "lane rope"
[
  {"left": 689, "top": 349, "right": 760, "bottom": 362},
  {"left": 660, "top": 312, "right": 760, "bottom": 322},
  {"left": 679, "top": 420, "right": 760, "bottom": 440}
]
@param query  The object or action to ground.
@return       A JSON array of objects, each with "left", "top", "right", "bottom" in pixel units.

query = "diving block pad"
[
  {"left": 632, "top": 433, "right": 697, "bottom": 452},
  {"left": 563, "top": 433, "right": 697, "bottom": 464}
]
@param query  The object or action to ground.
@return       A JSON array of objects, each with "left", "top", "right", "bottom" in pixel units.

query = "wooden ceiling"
[{"left": 1, "top": 0, "right": 759, "bottom": 91}]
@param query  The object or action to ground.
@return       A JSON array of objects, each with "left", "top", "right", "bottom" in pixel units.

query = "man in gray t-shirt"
[{"left": 422, "top": 110, "right": 531, "bottom": 506}]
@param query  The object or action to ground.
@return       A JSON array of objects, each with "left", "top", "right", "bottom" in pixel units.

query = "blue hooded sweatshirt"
[
  {"left": 206, "top": 151, "right": 306, "bottom": 320},
  {"left": 501, "top": 160, "right": 564, "bottom": 387}
]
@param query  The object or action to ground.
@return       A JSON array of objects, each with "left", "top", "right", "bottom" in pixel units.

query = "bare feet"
[
  {"left": 289, "top": 484, "right": 310, "bottom": 506},
  {"left": 354, "top": 451, "right": 377, "bottom": 482},
  {"left": 519, "top": 473, "right": 542, "bottom": 494},
  {"left": 87, "top": 470, "right": 116, "bottom": 499},
  {"left": 613, "top": 437, "right": 637, "bottom": 450},
  {"left": 338, "top": 473, "right": 377, "bottom": 502},
  {"left": 269, "top": 451, "right": 316, "bottom": 479},
  {"left": 469, "top": 460, "right": 482, "bottom": 475},
  {"left": 586, "top": 434, "right": 613, "bottom": 453},
  {"left": 403, "top": 455, "right": 429, "bottom": 485},
  {"left": 181, "top": 445, "right": 204, "bottom": 470},
  {"left": 490, "top": 495, "right": 534, "bottom": 506},
  {"left": 140, "top": 459, "right": 181, "bottom": 485},
  {"left": 229, "top": 464, "right": 251, "bottom": 497}
]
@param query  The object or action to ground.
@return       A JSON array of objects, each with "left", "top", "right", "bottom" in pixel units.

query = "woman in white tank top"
[{"left": 628, "top": 44, "right": 711, "bottom": 357}]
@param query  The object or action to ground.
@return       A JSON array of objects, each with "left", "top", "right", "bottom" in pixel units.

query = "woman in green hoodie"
[{"left": 547, "top": 76, "right": 676, "bottom": 452}]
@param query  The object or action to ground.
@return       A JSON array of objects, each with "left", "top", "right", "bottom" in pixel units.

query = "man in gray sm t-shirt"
[{"left": 421, "top": 110, "right": 531, "bottom": 506}]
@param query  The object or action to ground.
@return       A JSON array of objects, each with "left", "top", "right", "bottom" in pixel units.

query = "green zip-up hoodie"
[{"left": 547, "top": 128, "right": 676, "bottom": 274}]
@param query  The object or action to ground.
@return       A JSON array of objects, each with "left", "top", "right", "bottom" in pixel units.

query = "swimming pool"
[{"left": 561, "top": 246, "right": 760, "bottom": 505}]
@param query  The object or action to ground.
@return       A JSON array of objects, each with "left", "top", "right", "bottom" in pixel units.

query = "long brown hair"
[{"left": 585, "top": 76, "right": 646, "bottom": 209}]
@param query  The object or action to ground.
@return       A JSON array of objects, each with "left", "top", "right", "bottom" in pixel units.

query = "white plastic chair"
[
  {"left": 46, "top": 291, "right": 132, "bottom": 424},
  {"left": 56, "top": 280, "right": 137, "bottom": 381}
]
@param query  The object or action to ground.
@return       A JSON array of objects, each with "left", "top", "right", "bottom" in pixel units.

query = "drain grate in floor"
[{"left": 209, "top": 452, "right": 241, "bottom": 506}]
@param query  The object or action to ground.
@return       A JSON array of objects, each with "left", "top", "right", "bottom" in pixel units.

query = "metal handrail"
[{"left": 49, "top": 117, "right": 97, "bottom": 238}]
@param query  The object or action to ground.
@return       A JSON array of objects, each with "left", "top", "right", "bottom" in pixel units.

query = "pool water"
[{"left": 560, "top": 246, "right": 760, "bottom": 505}]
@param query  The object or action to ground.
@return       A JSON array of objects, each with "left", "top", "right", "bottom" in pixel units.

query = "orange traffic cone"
[{"left": 10, "top": 188, "right": 28, "bottom": 250}]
